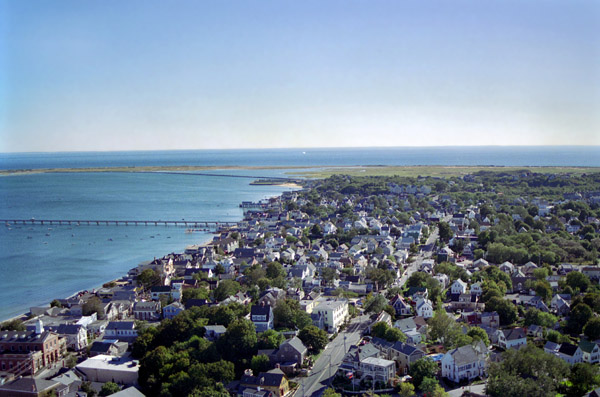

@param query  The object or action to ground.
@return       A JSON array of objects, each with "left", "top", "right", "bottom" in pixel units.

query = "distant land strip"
[{"left": 1, "top": 165, "right": 599, "bottom": 178}]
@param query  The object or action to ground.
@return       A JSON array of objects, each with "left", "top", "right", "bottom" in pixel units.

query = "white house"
[
  {"left": 441, "top": 341, "right": 488, "bottom": 383},
  {"left": 415, "top": 298, "right": 433, "bottom": 319},
  {"left": 496, "top": 328, "right": 527, "bottom": 350},
  {"left": 558, "top": 343, "right": 584, "bottom": 365},
  {"left": 470, "top": 282, "right": 483, "bottom": 296},
  {"left": 312, "top": 299, "right": 349, "bottom": 333},
  {"left": 359, "top": 357, "right": 396, "bottom": 386},
  {"left": 450, "top": 279, "right": 468, "bottom": 295},
  {"left": 579, "top": 340, "right": 600, "bottom": 364}
]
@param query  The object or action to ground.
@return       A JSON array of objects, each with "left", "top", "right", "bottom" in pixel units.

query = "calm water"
[
  {"left": 0, "top": 170, "right": 298, "bottom": 321},
  {"left": 0, "top": 146, "right": 599, "bottom": 321},
  {"left": 1, "top": 146, "right": 599, "bottom": 170}
]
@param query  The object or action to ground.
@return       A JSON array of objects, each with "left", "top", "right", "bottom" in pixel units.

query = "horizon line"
[{"left": 1, "top": 144, "right": 599, "bottom": 155}]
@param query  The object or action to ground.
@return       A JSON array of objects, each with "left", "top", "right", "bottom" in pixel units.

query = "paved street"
[{"left": 296, "top": 314, "right": 370, "bottom": 397}]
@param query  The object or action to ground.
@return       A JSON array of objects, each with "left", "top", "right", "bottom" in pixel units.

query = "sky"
[{"left": 1, "top": 0, "right": 599, "bottom": 152}]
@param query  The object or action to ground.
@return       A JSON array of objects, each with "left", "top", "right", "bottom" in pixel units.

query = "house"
[
  {"left": 239, "top": 368, "right": 290, "bottom": 397},
  {"left": 579, "top": 340, "right": 600, "bottom": 364},
  {"left": 339, "top": 343, "right": 381, "bottom": 375},
  {"left": 441, "top": 341, "right": 488, "bottom": 383},
  {"left": 496, "top": 328, "right": 527, "bottom": 350},
  {"left": 371, "top": 337, "right": 426, "bottom": 375},
  {"left": 104, "top": 321, "right": 137, "bottom": 341},
  {"left": 311, "top": 299, "right": 349, "bottom": 333},
  {"left": 162, "top": 301, "right": 184, "bottom": 319},
  {"left": 526, "top": 325, "right": 544, "bottom": 339},
  {"left": 204, "top": 325, "right": 227, "bottom": 341},
  {"left": 470, "top": 282, "right": 483, "bottom": 296},
  {"left": 544, "top": 341, "right": 560, "bottom": 355},
  {"left": 358, "top": 357, "right": 396, "bottom": 386},
  {"left": 415, "top": 298, "right": 433, "bottom": 319},
  {"left": 250, "top": 304, "right": 274, "bottom": 332},
  {"left": 450, "top": 279, "right": 468, "bottom": 295},
  {"left": 481, "top": 311, "right": 500, "bottom": 328},
  {"left": 133, "top": 301, "right": 161, "bottom": 321},
  {"left": 389, "top": 294, "right": 412, "bottom": 316},
  {"left": 582, "top": 267, "right": 600, "bottom": 281},
  {"left": 269, "top": 337, "right": 307, "bottom": 374},
  {"left": 53, "top": 324, "right": 87, "bottom": 352},
  {"left": 557, "top": 343, "right": 583, "bottom": 365},
  {"left": 88, "top": 340, "right": 128, "bottom": 357}
]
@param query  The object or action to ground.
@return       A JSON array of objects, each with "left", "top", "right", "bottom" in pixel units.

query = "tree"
[
  {"left": 467, "top": 327, "right": 490, "bottom": 346},
  {"left": 524, "top": 308, "right": 557, "bottom": 328},
  {"left": 251, "top": 354, "right": 271, "bottom": 375},
  {"left": 82, "top": 296, "right": 105, "bottom": 319},
  {"left": 420, "top": 377, "right": 439, "bottom": 394},
  {"left": 363, "top": 294, "right": 388, "bottom": 314},
  {"left": 568, "top": 362, "right": 600, "bottom": 397},
  {"left": 213, "top": 263, "right": 226, "bottom": 275},
  {"left": 257, "top": 329, "right": 285, "bottom": 349},
  {"left": 438, "top": 222, "right": 453, "bottom": 243},
  {"left": 428, "top": 308, "right": 463, "bottom": 348},
  {"left": 80, "top": 382, "right": 97, "bottom": 397},
  {"left": 99, "top": 382, "right": 121, "bottom": 396},
  {"left": 298, "top": 325, "right": 328, "bottom": 354},
  {"left": 213, "top": 280, "right": 241, "bottom": 302},
  {"left": 485, "top": 297, "right": 518, "bottom": 326},
  {"left": 0, "top": 318, "right": 25, "bottom": 331},
  {"left": 486, "top": 345, "right": 569, "bottom": 397},
  {"left": 50, "top": 299, "right": 62, "bottom": 308},
  {"left": 367, "top": 268, "right": 395, "bottom": 291},
  {"left": 584, "top": 317, "right": 600, "bottom": 341},
  {"left": 371, "top": 322, "right": 390, "bottom": 339},
  {"left": 218, "top": 319, "right": 257, "bottom": 362},
  {"left": 384, "top": 327, "right": 407, "bottom": 343},
  {"left": 266, "top": 261, "right": 286, "bottom": 279},
  {"left": 322, "top": 388, "right": 341, "bottom": 397},
  {"left": 398, "top": 382, "right": 416, "bottom": 397},
  {"left": 137, "top": 268, "right": 161, "bottom": 289},
  {"left": 568, "top": 303, "right": 593, "bottom": 334},
  {"left": 567, "top": 271, "right": 591, "bottom": 293},
  {"left": 320, "top": 267, "right": 338, "bottom": 285},
  {"left": 409, "top": 358, "right": 438, "bottom": 388}
]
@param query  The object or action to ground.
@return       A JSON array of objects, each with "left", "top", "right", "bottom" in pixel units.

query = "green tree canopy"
[
  {"left": 486, "top": 345, "right": 569, "bottom": 397},
  {"left": 298, "top": 325, "right": 328, "bottom": 354},
  {"left": 409, "top": 358, "right": 438, "bottom": 389}
]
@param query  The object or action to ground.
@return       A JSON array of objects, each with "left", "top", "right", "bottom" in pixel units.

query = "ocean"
[{"left": 0, "top": 146, "right": 599, "bottom": 321}]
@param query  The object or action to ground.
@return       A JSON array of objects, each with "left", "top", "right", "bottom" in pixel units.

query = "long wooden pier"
[{"left": 2, "top": 219, "right": 237, "bottom": 227}]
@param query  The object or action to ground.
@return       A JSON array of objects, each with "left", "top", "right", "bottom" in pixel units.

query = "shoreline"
[
  {"left": 0, "top": 185, "right": 299, "bottom": 324},
  {"left": 2, "top": 164, "right": 599, "bottom": 178}
]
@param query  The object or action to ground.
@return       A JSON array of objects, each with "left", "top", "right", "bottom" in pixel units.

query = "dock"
[{"left": 2, "top": 219, "right": 237, "bottom": 228}]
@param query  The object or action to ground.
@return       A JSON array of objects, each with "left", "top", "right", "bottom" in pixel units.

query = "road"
[
  {"left": 396, "top": 225, "right": 439, "bottom": 288},
  {"left": 296, "top": 314, "right": 371, "bottom": 396}
]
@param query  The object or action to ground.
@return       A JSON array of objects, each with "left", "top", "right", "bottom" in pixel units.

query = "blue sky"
[{"left": 1, "top": 0, "right": 599, "bottom": 152}]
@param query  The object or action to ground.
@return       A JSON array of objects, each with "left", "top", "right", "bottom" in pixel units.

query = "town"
[{"left": 2, "top": 169, "right": 600, "bottom": 397}]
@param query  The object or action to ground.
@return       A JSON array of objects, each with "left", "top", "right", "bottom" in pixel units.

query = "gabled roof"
[
  {"left": 559, "top": 343, "right": 579, "bottom": 356},
  {"left": 502, "top": 327, "right": 526, "bottom": 341},
  {"left": 240, "top": 369, "right": 286, "bottom": 387},
  {"left": 281, "top": 336, "right": 307, "bottom": 355}
]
